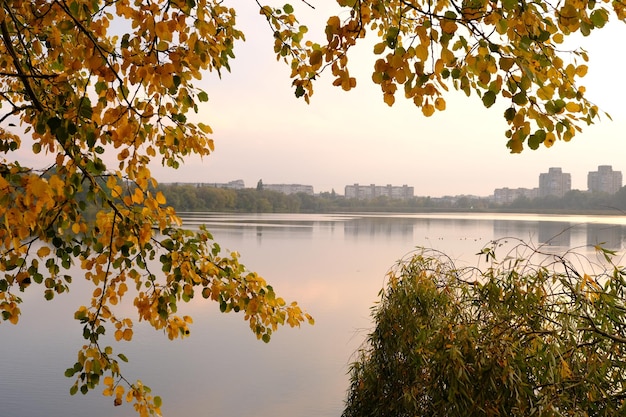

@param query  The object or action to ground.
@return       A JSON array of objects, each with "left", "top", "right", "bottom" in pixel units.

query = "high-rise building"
[
  {"left": 263, "top": 183, "right": 314, "bottom": 195},
  {"left": 588, "top": 165, "right": 622, "bottom": 194},
  {"left": 345, "top": 184, "right": 414, "bottom": 200},
  {"left": 538, "top": 167, "right": 571, "bottom": 197}
]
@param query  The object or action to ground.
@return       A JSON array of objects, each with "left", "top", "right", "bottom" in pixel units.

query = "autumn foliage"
[
  {"left": 264, "top": 0, "right": 623, "bottom": 152},
  {"left": 0, "top": 1, "right": 312, "bottom": 415},
  {"left": 0, "top": 0, "right": 624, "bottom": 415}
]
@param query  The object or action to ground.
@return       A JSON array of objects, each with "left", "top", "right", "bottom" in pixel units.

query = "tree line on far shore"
[{"left": 158, "top": 183, "right": 626, "bottom": 214}]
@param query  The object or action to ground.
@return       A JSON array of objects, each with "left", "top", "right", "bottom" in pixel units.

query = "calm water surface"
[{"left": 2, "top": 213, "right": 626, "bottom": 417}]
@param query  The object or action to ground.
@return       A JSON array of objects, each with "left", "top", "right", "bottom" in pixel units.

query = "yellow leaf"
[
  {"left": 326, "top": 15, "right": 341, "bottom": 33},
  {"left": 543, "top": 132, "right": 556, "bottom": 148},
  {"left": 415, "top": 43, "right": 429, "bottom": 61},
  {"left": 422, "top": 103, "right": 435, "bottom": 117},
  {"left": 373, "top": 42, "right": 386, "bottom": 54},
  {"left": 537, "top": 85, "right": 554, "bottom": 100},
  {"left": 37, "top": 246, "right": 51, "bottom": 258},
  {"left": 132, "top": 188, "right": 144, "bottom": 204},
  {"left": 309, "top": 49, "right": 323, "bottom": 65},
  {"left": 507, "top": 137, "right": 523, "bottom": 153},
  {"left": 441, "top": 19, "right": 458, "bottom": 34},
  {"left": 106, "top": 176, "right": 118, "bottom": 191},
  {"left": 27, "top": 176, "right": 49, "bottom": 198},
  {"left": 565, "top": 102, "right": 581, "bottom": 112},
  {"left": 560, "top": 359, "right": 572, "bottom": 379},
  {"left": 156, "top": 191, "right": 166, "bottom": 205},
  {"left": 0, "top": 175, "right": 9, "bottom": 191},
  {"left": 123, "top": 328, "right": 133, "bottom": 341},
  {"left": 155, "top": 21, "right": 172, "bottom": 42},
  {"left": 383, "top": 93, "right": 395, "bottom": 106},
  {"left": 441, "top": 48, "right": 455, "bottom": 65},
  {"left": 434, "top": 97, "right": 446, "bottom": 111}
]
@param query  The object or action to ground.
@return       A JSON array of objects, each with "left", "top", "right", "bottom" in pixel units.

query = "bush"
[{"left": 343, "top": 239, "right": 626, "bottom": 417}]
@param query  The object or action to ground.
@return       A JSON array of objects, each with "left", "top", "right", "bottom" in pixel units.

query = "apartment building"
[
  {"left": 345, "top": 183, "right": 414, "bottom": 200},
  {"left": 263, "top": 183, "right": 314, "bottom": 195},
  {"left": 588, "top": 165, "right": 622, "bottom": 194},
  {"left": 539, "top": 167, "right": 571, "bottom": 198},
  {"left": 493, "top": 187, "right": 538, "bottom": 204}
]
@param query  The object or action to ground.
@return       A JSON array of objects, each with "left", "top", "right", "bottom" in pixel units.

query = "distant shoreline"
[{"left": 176, "top": 207, "right": 626, "bottom": 216}]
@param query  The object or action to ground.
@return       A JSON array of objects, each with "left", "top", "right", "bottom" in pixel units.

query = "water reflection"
[
  {"left": 586, "top": 223, "right": 624, "bottom": 249},
  {"left": 343, "top": 216, "right": 414, "bottom": 239},
  {"left": 3, "top": 213, "right": 626, "bottom": 417},
  {"left": 492, "top": 219, "right": 626, "bottom": 250}
]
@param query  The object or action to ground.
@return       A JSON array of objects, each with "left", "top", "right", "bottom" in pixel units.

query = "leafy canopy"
[
  {"left": 344, "top": 240, "right": 626, "bottom": 417},
  {"left": 264, "top": 0, "right": 624, "bottom": 152},
  {"left": 0, "top": 1, "right": 313, "bottom": 415},
  {"left": 0, "top": 0, "right": 623, "bottom": 415}
]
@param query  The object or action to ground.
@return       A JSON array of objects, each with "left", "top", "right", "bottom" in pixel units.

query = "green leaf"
[
  {"left": 295, "top": 84, "right": 305, "bottom": 98},
  {"left": 502, "top": 0, "right": 517, "bottom": 10},
  {"left": 55, "top": 126, "right": 69, "bottom": 142},
  {"left": 528, "top": 130, "right": 546, "bottom": 150},
  {"left": 580, "top": 20, "right": 592, "bottom": 36},
  {"left": 79, "top": 98, "right": 93, "bottom": 119},
  {"left": 197, "top": 91, "right": 209, "bottom": 102},
  {"left": 482, "top": 91, "right": 497, "bottom": 108},
  {"left": 58, "top": 20, "right": 75, "bottom": 33},
  {"left": 385, "top": 27, "right": 399, "bottom": 48},
  {"left": 46, "top": 116, "right": 62, "bottom": 131},
  {"left": 283, "top": 3, "right": 294, "bottom": 13},
  {"left": 69, "top": 1, "right": 79, "bottom": 15},
  {"left": 95, "top": 81, "right": 107, "bottom": 95},
  {"left": 86, "top": 129, "right": 96, "bottom": 148},
  {"left": 512, "top": 92, "right": 528, "bottom": 105},
  {"left": 519, "top": 36, "right": 531, "bottom": 51},
  {"left": 154, "top": 396, "right": 162, "bottom": 408},
  {"left": 590, "top": 9, "right": 608, "bottom": 28},
  {"left": 35, "top": 119, "right": 47, "bottom": 135}
]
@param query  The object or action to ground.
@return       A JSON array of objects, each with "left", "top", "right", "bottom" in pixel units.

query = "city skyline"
[
  {"left": 175, "top": 163, "right": 623, "bottom": 199},
  {"left": 10, "top": 6, "right": 624, "bottom": 198},
  {"left": 147, "top": 12, "right": 626, "bottom": 198}
]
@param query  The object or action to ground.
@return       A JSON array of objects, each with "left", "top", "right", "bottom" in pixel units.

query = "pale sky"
[
  {"left": 151, "top": 3, "right": 625, "bottom": 197},
  {"left": 16, "top": 3, "right": 625, "bottom": 198}
]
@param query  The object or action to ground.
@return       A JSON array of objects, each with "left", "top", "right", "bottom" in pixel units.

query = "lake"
[{"left": 2, "top": 212, "right": 626, "bottom": 417}]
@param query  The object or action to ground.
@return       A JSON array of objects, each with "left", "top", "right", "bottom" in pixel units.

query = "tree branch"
[
  {"left": 0, "top": 13, "right": 43, "bottom": 112},
  {"left": 0, "top": 71, "right": 57, "bottom": 79}
]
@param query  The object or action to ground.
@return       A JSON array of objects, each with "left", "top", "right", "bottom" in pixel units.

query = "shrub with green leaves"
[{"left": 343, "top": 239, "right": 626, "bottom": 417}]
